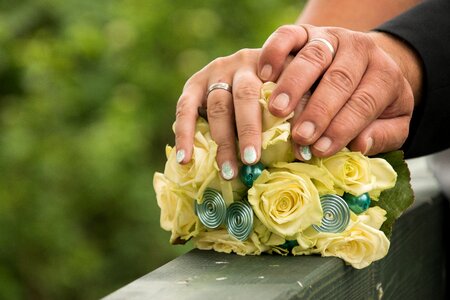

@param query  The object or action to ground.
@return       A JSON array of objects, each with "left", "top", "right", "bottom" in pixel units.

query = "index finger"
[
  {"left": 175, "top": 81, "right": 206, "bottom": 164},
  {"left": 258, "top": 25, "right": 308, "bottom": 82}
]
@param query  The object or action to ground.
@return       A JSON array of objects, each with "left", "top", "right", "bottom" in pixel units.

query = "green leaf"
[{"left": 373, "top": 151, "right": 414, "bottom": 238}]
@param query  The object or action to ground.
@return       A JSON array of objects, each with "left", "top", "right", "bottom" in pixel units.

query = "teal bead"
[
  {"left": 279, "top": 240, "right": 299, "bottom": 250},
  {"left": 343, "top": 192, "right": 371, "bottom": 214},
  {"left": 240, "top": 162, "right": 265, "bottom": 187}
]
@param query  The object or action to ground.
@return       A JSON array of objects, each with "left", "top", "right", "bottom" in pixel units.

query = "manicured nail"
[
  {"left": 221, "top": 161, "right": 234, "bottom": 180},
  {"left": 296, "top": 121, "right": 315, "bottom": 140},
  {"left": 364, "top": 137, "right": 373, "bottom": 154},
  {"left": 272, "top": 93, "right": 290, "bottom": 111},
  {"left": 260, "top": 64, "right": 272, "bottom": 81},
  {"left": 243, "top": 146, "right": 257, "bottom": 164},
  {"left": 298, "top": 145, "right": 312, "bottom": 161},
  {"left": 314, "top": 137, "right": 332, "bottom": 153},
  {"left": 176, "top": 149, "right": 185, "bottom": 164}
]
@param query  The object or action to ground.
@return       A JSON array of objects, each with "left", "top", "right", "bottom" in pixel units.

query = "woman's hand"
[
  {"left": 175, "top": 49, "right": 265, "bottom": 180},
  {"left": 258, "top": 24, "right": 415, "bottom": 158}
]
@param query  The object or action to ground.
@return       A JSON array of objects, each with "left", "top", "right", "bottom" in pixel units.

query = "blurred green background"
[{"left": 0, "top": 0, "right": 303, "bottom": 298}]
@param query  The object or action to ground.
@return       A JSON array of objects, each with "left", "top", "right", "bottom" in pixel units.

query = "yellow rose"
[
  {"left": 153, "top": 172, "right": 200, "bottom": 244},
  {"left": 193, "top": 229, "right": 270, "bottom": 255},
  {"left": 273, "top": 162, "right": 336, "bottom": 195},
  {"left": 164, "top": 118, "right": 219, "bottom": 194},
  {"left": 248, "top": 169, "right": 323, "bottom": 238},
  {"left": 313, "top": 149, "right": 397, "bottom": 199},
  {"left": 259, "top": 82, "right": 295, "bottom": 166},
  {"left": 292, "top": 207, "right": 390, "bottom": 269}
]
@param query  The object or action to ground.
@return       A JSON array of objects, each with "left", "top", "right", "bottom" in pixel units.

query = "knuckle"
[
  {"left": 352, "top": 32, "right": 375, "bottom": 52},
  {"left": 207, "top": 97, "right": 232, "bottom": 119},
  {"left": 239, "top": 123, "right": 260, "bottom": 139},
  {"left": 323, "top": 67, "right": 355, "bottom": 95},
  {"left": 234, "top": 85, "right": 259, "bottom": 102},
  {"left": 348, "top": 90, "right": 379, "bottom": 117},
  {"left": 298, "top": 43, "right": 328, "bottom": 69},
  {"left": 217, "top": 140, "right": 236, "bottom": 154},
  {"left": 176, "top": 95, "right": 196, "bottom": 119},
  {"left": 275, "top": 25, "right": 298, "bottom": 38},
  {"left": 209, "top": 56, "right": 228, "bottom": 70},
  {"left": 309, "top": 101, "right": 334, "bottom": 120},
  {"left": 234, "top": 48, "right": 258, "bottom": 64}
]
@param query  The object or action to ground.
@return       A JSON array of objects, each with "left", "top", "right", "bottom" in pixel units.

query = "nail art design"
[
  {"left": 221, "top": 161, "right": 234, "bottom": 180},
  {"left": 299, "top": 145, "right": 312, "bottom": 161},
  {"left": 176, "top": 149, "right": 185, "bottom": 164},
  {"left": 243, "top": 146, "right": 257, "bottom": 164}
]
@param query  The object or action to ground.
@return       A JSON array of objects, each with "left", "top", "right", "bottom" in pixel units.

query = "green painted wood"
[{"left": 104, "top": 195, "right": 447, "bottom": 300}]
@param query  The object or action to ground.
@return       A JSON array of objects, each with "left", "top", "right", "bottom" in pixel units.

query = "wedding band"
[
  {"left": 309, "top": 38, "right": 335, "bottom": 57},
  {"left": 207, "top": 82, "right": 232, "bottom": 96}
]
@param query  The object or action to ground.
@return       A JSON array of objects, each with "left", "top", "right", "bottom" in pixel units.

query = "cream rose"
[
  {"left": 248, "top": 169, "right": 323, "bottom": 238},
  {"left": 273, "top": 162, "right": 336, "bottom": 195},
  {"left": 315, "top": 221, "right": 390, "bottom": 269},
  {"left": 293, "top": 207, "right": 390, "bottom": 269},
  {"left": 193, "top": 229, "right": 270, "bottom": 255},
  {"left": 153, "top": 172, "right": 200, "bottom": 244},
  {"left": 313, "top": 149, "right": 397, "bottom": 199},
  {"left": 358, "top": 206, "right": 387, "bottom": 229},
  {"left": 164, "top": 118, "right": 219, "bottom": 194},
  {"left": 259, "top": 82, "right": 295, "bottom": 166}
]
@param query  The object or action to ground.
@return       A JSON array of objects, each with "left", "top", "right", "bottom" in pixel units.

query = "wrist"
[{"left": 368, "top": 31, "right": 423, "bottom": 105}]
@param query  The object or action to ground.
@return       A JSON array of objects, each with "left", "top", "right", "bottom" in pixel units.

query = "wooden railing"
[{"left": 104, "top": 158, "right": 447, "bottom": 300}]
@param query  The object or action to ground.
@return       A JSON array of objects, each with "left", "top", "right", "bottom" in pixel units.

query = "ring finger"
[{"left": 206, "top": 80, "right": 238, "bottom": 180}]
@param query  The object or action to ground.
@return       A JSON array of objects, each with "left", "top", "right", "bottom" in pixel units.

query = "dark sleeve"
[{"left": 376, "top": 0, "right": 450, "bottom": 158}]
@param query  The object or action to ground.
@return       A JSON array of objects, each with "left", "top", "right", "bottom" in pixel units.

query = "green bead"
[
  {"left": 240, "top": 162, "right": 265, "bottom": 187},
  {"left": 343, "top": 192, "right": 371, "bottom": 214}
]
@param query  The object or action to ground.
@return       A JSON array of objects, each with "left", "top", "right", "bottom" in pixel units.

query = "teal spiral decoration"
[
  {"left": 226, "top": 201, "right": 254, "bottom": 241},
  {"left": 313, "top": 194, "right": 350, "bottom": 233},
  {"left": 195, "top": 188, "right": 227, "bottom": 229}
]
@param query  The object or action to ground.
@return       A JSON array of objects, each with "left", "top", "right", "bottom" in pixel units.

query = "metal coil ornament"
[
  {"left": 313, "top": 194, "right": 350, "bottom": 233},
  {"left": 195, "top": 188, "right": 227, "bottom": 229},
  {"left": 226, "top": 201, "right": 254, "bottom": 241}
]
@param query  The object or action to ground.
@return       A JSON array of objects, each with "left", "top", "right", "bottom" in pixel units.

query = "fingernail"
[
  {"left": 272, "top": 93, "right": 290, "bottom": 111},
  {"left": 314, "top": 137, "right": 332, "bottom": 153},
  {"left": 364, "top": 137, "right": 373, "bottom": 154},
  {"left": 296, "top": 121, "right": 315, "bottom": 140},
  {"left": 176, "top": 149, "right": 185, "bottom": 164},
  {"left": 260, "top": 64, "right": 272, "bottom": 81},
  {"left": 243, "top": 146, "right": 257, "bottom": 164},
  {"left": 221, "top": 161, "right": 234, "bottom": 180},
  {"left": 298, "top": 145, "right": 312, "bottom": 161}
]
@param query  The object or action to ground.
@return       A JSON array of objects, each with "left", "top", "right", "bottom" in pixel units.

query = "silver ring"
[
  {"left": 207, "top": 82, "right": 232, "bottom": 96},
  {"left": 309, "top": 38, "right": 335, "bottom": 57}
]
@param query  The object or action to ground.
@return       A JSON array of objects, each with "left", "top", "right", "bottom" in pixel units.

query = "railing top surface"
[{"left": 104, "top": 157, "right": 445, "bottom": 300}]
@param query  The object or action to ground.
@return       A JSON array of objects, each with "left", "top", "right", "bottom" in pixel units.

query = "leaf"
[{"left": 373, "top": 151, "right": 414, "bottom": 238}]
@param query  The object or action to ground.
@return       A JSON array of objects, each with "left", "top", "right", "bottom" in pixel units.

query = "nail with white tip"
[
  {"left": 176, "top": 149, "right": 185, "bottom": 164},
  {"left": 243, "top": 146, "right": 257, "bottom": 164},
  {"left": 221, "top": 161, "right": 234, "bottom": 180},
  {"left": 299, "top": 145, "right": 312, "bottom": 161}
]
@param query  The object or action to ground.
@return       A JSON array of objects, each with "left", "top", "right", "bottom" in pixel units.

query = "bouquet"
[{"left": 153, "top": 82, "right": 413, "bottom": 269}]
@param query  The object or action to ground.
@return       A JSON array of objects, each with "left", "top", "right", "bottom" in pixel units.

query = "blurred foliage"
[{"left": 0, "top": 0, "right": 303, "bottom": 298}]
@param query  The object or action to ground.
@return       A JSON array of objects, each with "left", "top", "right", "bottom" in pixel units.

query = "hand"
[
  {"left": 258, "top": 24, "right": 415, "bottom": 158},
  {"left": 175, "top": 49, "right": 265, "bottom": 180}
]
